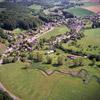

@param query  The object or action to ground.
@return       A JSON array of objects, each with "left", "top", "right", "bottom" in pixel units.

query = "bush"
[
  {"left": 35, "top": 52, "right": 43, "bottom": 62},
  {"left": 0, "top": 90, "right": 13, "bottom": 100}
]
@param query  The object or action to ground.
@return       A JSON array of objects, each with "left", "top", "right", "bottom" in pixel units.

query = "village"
[
  {"left": 0, "top": 0, "right": 100, "bottom": 100},
  {"left": 0, "top": 13, "right": 100, "bottom": 66}
]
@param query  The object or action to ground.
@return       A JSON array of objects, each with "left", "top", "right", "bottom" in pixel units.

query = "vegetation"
[
  {"left": 0, "top": 1, "right": 100, "bottom": 100},
  {"left": 40, "top": 25, "right": 69, "bottom": 39},
  {"left": 0, "top": 90, "right": 13, "bottom": 100},
  {"left": 64, "top": 7, "right": 95, "bottom": 17},
  {"left": 63, "top": 28, "right": 100, "bottom": 55},
  {"left": 0, "top": 62, "right": 100, "bottom": 100}
]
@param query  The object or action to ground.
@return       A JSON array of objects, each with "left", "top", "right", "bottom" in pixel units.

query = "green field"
[
  {"left": 64, "top": 7, "right": 95, "bottom": 17},
  {"left": 40, "top": 25, "right": 69, "bottom": 39},
  {"left": 0, "top": 0, "right": 4, "bottom": 2},
  {"left": 63, "top": 28, "right": 100, "bottom": 55},
  {"left": 12, "top": 28, "right": 26, "bottom": 35},
  {"left": 82, "top": 2, "right": 100, "bottom": 7},
  {"left": 0, "top": 62, "right": 100, "bottom": 100},
  {"left": 29, "top": 4, "right": 42, "bottom": 12}
]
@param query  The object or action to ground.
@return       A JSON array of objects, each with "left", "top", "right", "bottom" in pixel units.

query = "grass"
[
  {"left": 0, "top": 8, "right": 6, "bottom": 12},
  {"left": 0, "top": 62, "right": 100, "bottom": 100},
  {"left": 0, "top": 0, "right": 4, "bottom": 2},
  {"left": 29, "top": 4, "right": 42, "bottom": 12},
  {"left": 82, "top": 2, "right": 100, "bottom": 7},
  {"left": 40, "top": 25, "right": 69, "bottom": 39},
  {"left": 64, "top": 7, "right": 95, "bottom": 17},
  {"left": 12, "top": 28, "right": 26, "bottom": 35},
  {"left": 63, "top": 28, "right": 100, "bottom": 55}
]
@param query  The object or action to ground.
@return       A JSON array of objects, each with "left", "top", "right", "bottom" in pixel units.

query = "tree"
[
  {"left": 0, "top": 90, "right": 13, "bottom": 100},
  {"left": 46, "top": 55, "right": 52, "bottom": 64},
  {"left": 35, "top": 52, "right": 43, "bottom": 62},
  {"left": 57, "top": 55, "right": 64, "bottom": 66},
  {"left": 28, "top": 53, "right": 34, "bottom": 60},
  {"left": 71, "top": 58, "right": 84, "bottom": 68},
  {"left": 90, "top": 58, "right": 96, "bottom": 66}
]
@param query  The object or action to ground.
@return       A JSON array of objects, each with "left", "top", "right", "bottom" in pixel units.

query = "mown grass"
[
  {"left": 0, "top": 62, "right": 100, "bottom": 100},
  {"left": 40, "top": 25, "right": 69, "bottom": 39}
]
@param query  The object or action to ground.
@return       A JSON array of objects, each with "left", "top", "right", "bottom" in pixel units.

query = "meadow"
[
  {"left": 64, "top": 7, "right": 95, "bottom": 17},
  {"left": 40, "top": 25, "right": 69, "bottom": 39},
  {"left": 63, "top": 28, "right": 100, "bottom": 55},
  {"left": 29, "top": 4, "right": 42, "bottom": 12},
  {"left": 0, "top": 62, "right": 100, "bottom": 100},
  {"left": 82, "top": 2, "right": 100, "bottom": 7}
]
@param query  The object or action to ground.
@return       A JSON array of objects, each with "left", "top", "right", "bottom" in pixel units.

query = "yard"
[{"left": 0, "top": 62, "right": 100, "bottom": 100}]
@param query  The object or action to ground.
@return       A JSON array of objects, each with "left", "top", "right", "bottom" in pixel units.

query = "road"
[{"left": 0, "top": 82, "right": 20, "bottom": 100}]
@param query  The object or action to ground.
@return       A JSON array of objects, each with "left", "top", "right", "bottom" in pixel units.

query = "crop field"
[
  {"left": 65, "top": 7, "right": 95, "bottom": 17},
  {"left": 0, "top": 62, "right": 100, "bottom": 100},
  {"left": 63, "top": 28, "right": 100, "bottom": 55},
  {"left": 81, "top": 6, "right": 100, "bottom": 13}
]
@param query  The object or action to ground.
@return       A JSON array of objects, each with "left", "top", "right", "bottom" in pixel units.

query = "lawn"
[
  {"left": 0, "top": 62, "right": 100, "bottom": 100},
  {"left": 63, "top": 28, "right": 100, "bottom": 55},
  {"left": 64, "top": 7, "right": 95, "bottom": 17},
  {"left": 40, "top": 25, "right": 69, "bottom": 39}
]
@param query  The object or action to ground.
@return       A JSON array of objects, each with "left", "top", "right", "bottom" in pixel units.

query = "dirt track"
[{"left": 0, "top": 82, "right": 20, "bottom": 100}]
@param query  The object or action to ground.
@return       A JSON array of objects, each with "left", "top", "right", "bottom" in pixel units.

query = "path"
[
  {"left": 0, "top": 82, "right": 20, "bottom": 100},
  {"left": 35, "top": 27, "right": 55, "bottom": 39}
]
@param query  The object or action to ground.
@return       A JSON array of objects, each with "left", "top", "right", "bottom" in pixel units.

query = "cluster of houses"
[
  {"left": 49, "top": 18, "right": 84, "bottom": 45},
  {"left": 0, "top": 13, "right": 99, "bottom": 64}
]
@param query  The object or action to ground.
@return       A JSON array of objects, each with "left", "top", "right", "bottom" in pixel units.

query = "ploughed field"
[{"left": 0, "top": 62, "right": 100, "bottom": 100}]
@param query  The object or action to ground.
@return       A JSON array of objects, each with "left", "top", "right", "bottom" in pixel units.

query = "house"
[{"left": 46, "top": 50, "right": 54, "bottom": 54}]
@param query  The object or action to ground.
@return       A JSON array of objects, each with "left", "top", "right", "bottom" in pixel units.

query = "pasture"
[
  {"left": 40, "top": 25, "right": 69, "bottom": 39},
  {"left": 65, "top": 7, "right": 95, "bottom": 17},
  {"left": 82, "top": 2, "right": 100, "bottom": 7},
  {"left": 0, "top": 62, "right": 100, "bottom": 100},
  {"left": 63, "top": 28, "right": 100, "bottom": 55},
  {"left": 29, "top": 4, "right": 42, "bottom": 12},
  {"left": 12, "top": 28, "right": 26, "bottom": 35}
]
